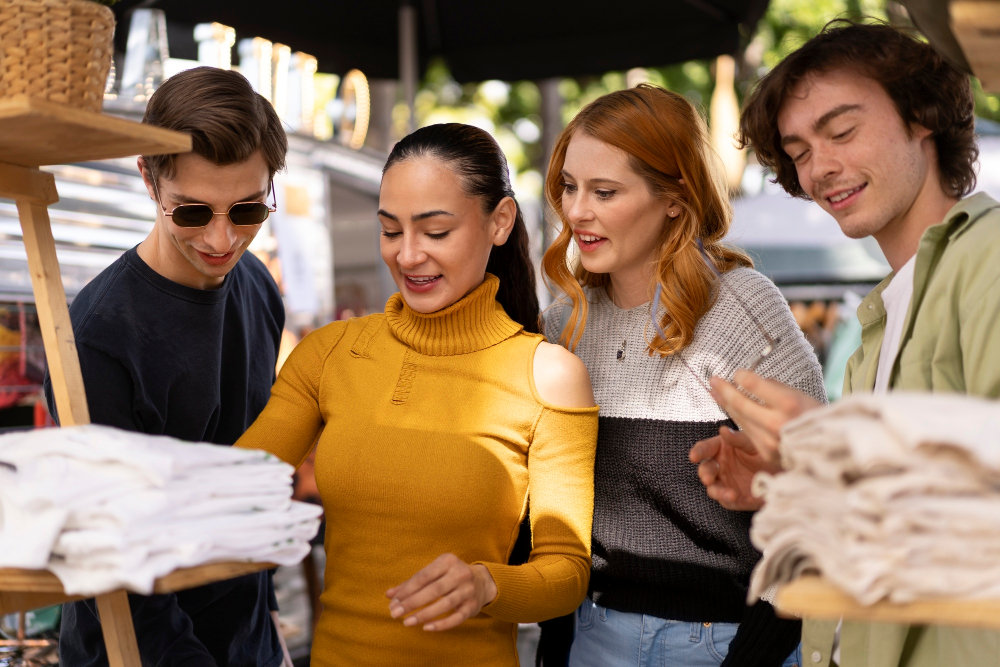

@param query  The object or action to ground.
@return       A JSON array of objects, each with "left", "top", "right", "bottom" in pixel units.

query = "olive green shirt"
[{"left": 802, "top": 192, "right": 1000, "bottom": 667}]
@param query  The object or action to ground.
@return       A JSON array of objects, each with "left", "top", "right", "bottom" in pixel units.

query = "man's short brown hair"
[
  {"left": 141, "top": 67, "right": 287, "bottom": 182},
  {"left": 739, "top": 20, "right": 977, "bottom": 200}
]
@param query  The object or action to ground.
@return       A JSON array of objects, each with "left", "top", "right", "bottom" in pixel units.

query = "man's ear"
[
  {"left": 491, "top": 196, "right": 517, "bottom": 245},
  {"left": 137, "top": 157, "right": 156, "bottom": 201},
  {"left": 911, "top": 123, "right": 934, "bottom": 143}
]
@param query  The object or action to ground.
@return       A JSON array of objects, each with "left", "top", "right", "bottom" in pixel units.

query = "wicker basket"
[{"left": 0, "top": 0, "right": 115, "bottom": 112}]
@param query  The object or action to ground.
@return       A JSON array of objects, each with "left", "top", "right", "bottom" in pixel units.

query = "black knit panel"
[{"left": 589, "top": 416, "right": 759, "bottom": 622}]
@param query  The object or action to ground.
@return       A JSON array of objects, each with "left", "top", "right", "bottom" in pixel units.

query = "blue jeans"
[{"left": 568, "top": 600, "right": 803, "bottom": 667}]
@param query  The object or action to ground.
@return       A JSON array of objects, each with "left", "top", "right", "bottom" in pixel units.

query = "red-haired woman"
[{"left": 542, "top": 84, "right": 825, "bottom": 666}]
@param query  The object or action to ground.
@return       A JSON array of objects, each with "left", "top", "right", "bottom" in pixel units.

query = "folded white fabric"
[
  {"left": 749, "top": 393, "right": 1000, "bottom": 605},
  {"left": 49, "top": 502, "right": 323, "bottom": 595},
  {"left": 0, "top": 424, "right": 322, "bottom": 596}
]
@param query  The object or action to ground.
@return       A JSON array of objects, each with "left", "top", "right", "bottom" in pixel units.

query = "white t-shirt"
[
  {"left": 873, "top": 255, "right": 917, "bottom": 395},
  {"left": 833, "top": 254, "right": 918, "bottom": 664},
  {"left": 833, "top": 255, "right": 917, "bottom": 665}
]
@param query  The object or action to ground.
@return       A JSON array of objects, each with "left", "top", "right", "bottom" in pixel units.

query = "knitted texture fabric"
[
  {"left": 237, "top": 275, "right": 598, "bottom": 667},
  {"left": 545, "top": 267, "right": 826, "bottom": 665}
]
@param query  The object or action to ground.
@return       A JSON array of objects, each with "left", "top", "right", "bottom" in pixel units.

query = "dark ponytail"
[{"left": 383, "top": 123, "right": 540, "bottom": 334}]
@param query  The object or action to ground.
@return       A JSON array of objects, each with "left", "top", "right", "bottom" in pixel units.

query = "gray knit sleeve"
[{"left": 717, "top": 268, "right": 828, "bottom": 405}]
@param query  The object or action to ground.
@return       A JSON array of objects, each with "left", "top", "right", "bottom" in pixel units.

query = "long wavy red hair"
[{"left": 541, "top": 84, "right": 751, "bottom": 355}]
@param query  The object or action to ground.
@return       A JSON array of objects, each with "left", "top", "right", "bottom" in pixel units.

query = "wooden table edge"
[
  {"left": 774, "top": 575, "right": 1000, "bottom": 630},
  {"left": 0, "top": 560, "right": 277, "bottom": 614}
]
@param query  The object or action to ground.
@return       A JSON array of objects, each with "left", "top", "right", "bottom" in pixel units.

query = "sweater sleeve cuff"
[
  {"left": 720, "top": 601, "right": 801, "bottom": 667},
  {"left": 474, "top": 559, "right": 588, "bottom": 624},
  {"left": 475, "top": 561, "right": 537, "bottom": 620}
]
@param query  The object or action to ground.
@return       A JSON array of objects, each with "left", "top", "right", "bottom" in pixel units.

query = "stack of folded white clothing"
[
  {"left": 748, "top": 393, "right": 1000, "bottom": 606},
  {"left": 0, "top": 424, "right": 322, "bottom": 596}
]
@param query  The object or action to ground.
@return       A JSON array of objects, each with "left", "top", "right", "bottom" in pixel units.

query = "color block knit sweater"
[
  {"left": 545, "top": 267, "right": 826, "bottom": 666},
  {"left": 237, "top": 275, "right": 598, "bottom": 667}
]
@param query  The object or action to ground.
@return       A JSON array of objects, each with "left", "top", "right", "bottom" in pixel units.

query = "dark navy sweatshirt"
[{"left": 44, "top": 245, "right": 286, "bottom": 667}]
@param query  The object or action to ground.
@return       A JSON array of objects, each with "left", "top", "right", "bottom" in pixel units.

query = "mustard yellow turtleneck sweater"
[{"left": 236, "top": 275, "right": 598, "bottom": 666}]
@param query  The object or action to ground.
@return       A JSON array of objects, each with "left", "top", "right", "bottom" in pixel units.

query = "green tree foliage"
[{"left": 756, "top": 0, "right": 886, "bottom": 68}]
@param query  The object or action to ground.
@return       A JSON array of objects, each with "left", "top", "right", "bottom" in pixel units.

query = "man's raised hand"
[
  {"left": 689, "top": 426, "right": 781, "bottom": 511},
  {"left": 708, "top": 369, "right": 822, "bottom": 462}
]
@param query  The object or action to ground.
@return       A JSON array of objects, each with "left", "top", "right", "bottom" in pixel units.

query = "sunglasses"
[
  {"left": 152, "top": 178, "right": 277, "bottom": 228},
  {"left": 650, "top": 239, "right": 781, "bottom": 397}
]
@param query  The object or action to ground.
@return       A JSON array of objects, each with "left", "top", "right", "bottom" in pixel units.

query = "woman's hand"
[{"left": 386, "top": 553, "right": 498, "bottom": 631}]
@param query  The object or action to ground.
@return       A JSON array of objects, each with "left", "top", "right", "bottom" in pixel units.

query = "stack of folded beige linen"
[
  {"left": 0, "top": 424, "right": 322, "bottom": 596},
  {"left": 748, "top": 393, "right": 1000, "bottom": 605}
]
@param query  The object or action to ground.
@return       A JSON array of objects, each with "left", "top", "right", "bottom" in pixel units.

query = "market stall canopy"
[{"left": 111, "top": 0, "right": 770, "bottom": 81}]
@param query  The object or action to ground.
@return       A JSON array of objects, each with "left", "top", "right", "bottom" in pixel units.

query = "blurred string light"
[
  {"left": 113, "top": 17, "right": 364, "bottom": 146},
  {"left": 340, "top": 69, "right": 370, "bottom": 151},
  {"left": 258, "top": 40, "right": 273, "bottom": 102},
  {"left": 194, "top": 22, "right": 236, "bottom": 70},
  {"left": 238, "top": 37, "right": 273, "bottom": 101},
  {"left": 289, "top": 52, "right": 318, "bottom": 133},
  {"left": 271, "top": 43, "right": 292, "bottom": 119},
  {"left": 199, "top": 29, "right": 323, "bottom": 137}
]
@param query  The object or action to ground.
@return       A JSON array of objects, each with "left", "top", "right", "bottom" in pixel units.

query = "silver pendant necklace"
[{"left": 610, "top": 293, "right": 645, "bottom": 362}]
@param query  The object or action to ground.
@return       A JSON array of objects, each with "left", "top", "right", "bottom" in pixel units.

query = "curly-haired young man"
[{"left": 689, "top": 20, "right": 1000, "bottom": 667}]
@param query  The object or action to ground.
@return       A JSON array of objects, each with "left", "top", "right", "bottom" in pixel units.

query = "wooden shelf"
[
  {"left": 0, "top": 561, "right": 276, "bottom": 615},
  {"left": 0, "top": 96, "right": 197, "bottom": 665},
  {"left": 0, "top": 96, "right": 191, "bottom": 167},
  {"left": 775, "top": 575, "right": 1000, "bottom": 630}
]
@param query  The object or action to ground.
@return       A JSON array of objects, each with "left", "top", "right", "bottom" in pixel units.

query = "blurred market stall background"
[{"left": 2, "top": 0, "right": 999, "bottom": 663}]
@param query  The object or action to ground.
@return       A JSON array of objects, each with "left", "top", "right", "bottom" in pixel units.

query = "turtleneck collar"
[{"left": 384, "top": 274, "right": 524, "bottom": 356}]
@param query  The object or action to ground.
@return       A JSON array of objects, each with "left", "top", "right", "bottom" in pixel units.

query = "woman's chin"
[
  {"left": 396, "top": 273, "right": 490, "bottom": 313},
  {"left": 578, "top": 255, "right": 614, "bottom": 276},
  {"left": 399, "top": 283, "right": 452, "bottom": 314}
]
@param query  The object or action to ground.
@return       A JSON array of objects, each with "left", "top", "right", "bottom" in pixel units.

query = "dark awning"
[{"left": 112, "top": 0, "right": 770, "bottom": 81}]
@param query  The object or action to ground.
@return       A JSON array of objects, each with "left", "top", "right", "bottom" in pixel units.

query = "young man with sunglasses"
[
  {"left": 45, "top": 67, "right": 292, "bottom": 667},
  {"left": 690, "top": 21, "right": 1000, "bottom": 667}
]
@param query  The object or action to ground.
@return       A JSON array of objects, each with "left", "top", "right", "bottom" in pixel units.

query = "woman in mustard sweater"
[{"left": 237, "top": 123, "right": 598, "bottom": 666}]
